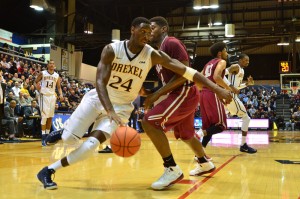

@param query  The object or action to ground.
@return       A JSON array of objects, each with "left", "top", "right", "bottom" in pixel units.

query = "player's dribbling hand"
[{"left": 107, "top": 110, "right": 125, "bottom": 126}]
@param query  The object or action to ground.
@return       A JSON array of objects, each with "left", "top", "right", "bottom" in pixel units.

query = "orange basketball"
[{"left": 110, "top": 126, "right": 141, "bottom": 157}]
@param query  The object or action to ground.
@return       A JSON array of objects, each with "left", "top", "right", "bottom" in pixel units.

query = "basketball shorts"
[
  {"left": 62, "top": 89, "right": 133, "bottom": 140},
  {"left": 144, "top": 86, "right": 199, "bottom": 140},
  {"left": 38, "top": 94, "right": 57, "bottom": 118},
  {"left": 199, "top": 90, "right": 227, "bottom": 130},
  {"left": 225, "top": 95, "right": 247, "bottom": 117}
]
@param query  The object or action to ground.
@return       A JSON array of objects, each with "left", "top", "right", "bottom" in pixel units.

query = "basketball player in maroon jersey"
[
  {"left": 141, "top": 16, "right": 215, "bottom": 190},
  {"left": 199, "top": 42, "right": 239, "bottom": 150}
]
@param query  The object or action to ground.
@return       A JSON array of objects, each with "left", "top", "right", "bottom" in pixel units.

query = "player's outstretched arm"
[
  {"left": 151, "top": 50, "right": 232, "bottom": 103},
  {"left": 96, "top": 44, "right": 123, "bottom": 126}
]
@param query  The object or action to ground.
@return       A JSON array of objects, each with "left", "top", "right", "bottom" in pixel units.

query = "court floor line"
[{"left": 178, "top": 154, "right": 239, "bottom": 199}]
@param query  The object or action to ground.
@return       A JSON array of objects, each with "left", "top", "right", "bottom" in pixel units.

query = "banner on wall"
[
  {"left": 52, "top": 113, "right": 71, "bottom": 131},
  {"left": 61, "top": 49, "right": 69, "bottom": 70}
]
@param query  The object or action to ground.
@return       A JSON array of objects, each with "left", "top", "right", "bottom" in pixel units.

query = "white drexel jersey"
[
  {"left": 228, "top": 64, "right": 244, "bottom": 89},
  {"left": 107, "top": 40, "right": 154, "bottom": 104},
  {"left": 40, "top": 70, "right": 59, "bottom": 95}
]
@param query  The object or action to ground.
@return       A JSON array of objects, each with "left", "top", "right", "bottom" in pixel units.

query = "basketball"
[{"left": 110, "top": 126, "right": 141, "bottom": 157}]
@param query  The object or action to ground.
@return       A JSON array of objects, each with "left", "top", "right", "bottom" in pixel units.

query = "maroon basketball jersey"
[
  {"left": 156, "top": 36, "right": 192, "bottom": 91},
  {"left": 202, "top": 58, "right": 225, "bottom": 90}
]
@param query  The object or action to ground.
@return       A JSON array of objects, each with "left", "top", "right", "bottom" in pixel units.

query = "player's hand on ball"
[{"left": 108, "top": 110, "right": 124, "bottom": 126}]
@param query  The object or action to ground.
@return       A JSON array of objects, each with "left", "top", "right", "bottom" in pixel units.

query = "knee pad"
[
  {"left": 241, "top": 115, "right": 251, "bottom": 132},
  {"left": 62, "top": 130, "right": 80, "bottom": 145},
  {"left": 41, "top": 118, "right": 47, "bottom": 125}
]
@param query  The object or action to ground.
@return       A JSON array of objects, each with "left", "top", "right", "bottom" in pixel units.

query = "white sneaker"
[
  {"left": 151, "top": 165, "right": 184, "bottom": 190},
  {"left": 189, "top": 161, "right": 215, "bottom": 176},
  {"left": 194, "top": 154, "right": 213, "bottom": 162},
  {"left": 195, "top": 129, "right": 204, "bottom": 140}
]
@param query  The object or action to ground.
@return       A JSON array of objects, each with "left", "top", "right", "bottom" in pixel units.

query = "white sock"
[
  {"left": 66, "top": 137, "right": 100, "bottom": 165},
  {"left": 241, "top": 136, "right": 247, "bottom": 145},
  {"left": 42, "top": 130, "right": 46, "bottom": 135},
  {"left": 46, "top": 129, "right": 50, "bottom": 135},
  {"left": 49, "top": 160, "right": 62, "bottom": 171}
]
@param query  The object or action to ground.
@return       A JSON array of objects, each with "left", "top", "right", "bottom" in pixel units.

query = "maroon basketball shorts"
[
  {"left": 199, "top": 89, "right": 227, "bottom": 130},
  {"left": 144, "top": 86, "right": 199, "bottom": 140}
]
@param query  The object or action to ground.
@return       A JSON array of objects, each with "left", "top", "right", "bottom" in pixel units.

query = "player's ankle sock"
[
  {"left": 48, "top": 160, "right": 63, "bottom": 171},
  {"left": 197, "top": 156, "right": 208, "bottom": 163},
  {"left": 163, "top": 154, "right": 176, "bottom": 167},
  {"left": 241, "top": 136, "right": 246, "bottom": 146}
]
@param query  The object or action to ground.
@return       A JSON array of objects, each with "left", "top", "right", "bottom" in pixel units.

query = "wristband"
[{"left": 182, "top": 67, "right": 197, "bottom": 81}]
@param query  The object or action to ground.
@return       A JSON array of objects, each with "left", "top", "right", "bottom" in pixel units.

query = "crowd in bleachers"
[{"left": 0, "top": 47, "right": 94, "bottom": 139}]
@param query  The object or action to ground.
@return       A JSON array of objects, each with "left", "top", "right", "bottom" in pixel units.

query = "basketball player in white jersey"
[
  {"left": 37, "top": 17, "right": 233, "bottom": 190},
  {"left": 35, "top": 60, "right": 63, "bottom": 146},
  {"left": 225, "top": 54, "right": 257, "bottom": 153}
]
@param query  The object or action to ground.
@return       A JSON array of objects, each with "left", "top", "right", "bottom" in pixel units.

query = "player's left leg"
[{"left": 240, "top": 114, "right": 257, "bottom": 153}]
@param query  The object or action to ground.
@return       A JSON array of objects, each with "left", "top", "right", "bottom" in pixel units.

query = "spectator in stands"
[
  {"left": 23, "top": 93, "right": 32, "bottom": 106},
  {"left": 8, "top": 59, "right": 18, "bottom": 75},
  {"left": 23, "top": 99, "right": 41, "bottom": 138},
  {"left": 12, "top": 81, "right": 21, "bottom": 97},
  {"left": 68, "top": 89, "right": 80, "bottom": 103},
  {"left": 248, "top": 105, "right": 257, "bottom": 118},
  {"left": 29, "top": 85, "right": 37, "bottom": 99},
  {"left": 1, "top": 57, "right": 9, "bottom": 70},
  {"left": 82, "top": 84, "right": 90, "bottom": 94},
  {"left": 12, "top": 73, "right": 22, "bottom": 83},
  {"left": 2, "top": 100, "right": 23, "bottom": 140},
  {"left": 285, "top": 114, "right": 295, "bottom": 131},
  {"left": 5, "top": 81, "right": 13, "bottom": 96},
  {"left": 61, "top": 86, "right": 68, "bottom": 97},
  {"left": 18, "top": 92, "right": 27, "bottom": 106},
  {"left": 20, "top": 82, "right": 30, "bottom": 95},
  {"left": 6, "top": 92, "right": 17, "bottom": 104}
]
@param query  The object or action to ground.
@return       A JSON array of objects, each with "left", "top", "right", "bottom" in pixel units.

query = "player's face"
[
  {"left": 150, "top": 22, "right": 162, "bottom": 44},
  {"left": 239, "top": 57, "right": 249, "bottom": 68},
  {"left": 132, "top": 23, "right": 151, "bottom": 48},
  {"left": 220, "top": 48, "right": 228, "bottom": 60},
  {"left": 48, "top": 61, "right": 55, "bottom": 70}
]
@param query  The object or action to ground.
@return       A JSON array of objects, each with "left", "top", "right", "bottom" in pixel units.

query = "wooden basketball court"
[{"left": 0, "top": 130, "right": 299, "bottom": 199}]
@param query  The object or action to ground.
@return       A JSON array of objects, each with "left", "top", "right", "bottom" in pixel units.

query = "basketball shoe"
[
  {"left": 151, "top": 165, "right": 184, "bottom": 190},
  {"left": 240, "top": 143, "right": 257, "bottom": 154},
  {"left": 41, "top": 134, "right": 47, "bottom": 147},
  {"left": 37, "top": 167, "right": 57, "bottom": 190},
  {"left": 45, "top": 129, "right": 64, "bottom": 146},
  {"left": 194, "top": 154, "right": 213, "bottom": 162},
  {"left": 195, "top": 129, "right": 204, "bottom": 141},
  {"left": 189, "top": 161, "right": 215, "bottom": 176}
]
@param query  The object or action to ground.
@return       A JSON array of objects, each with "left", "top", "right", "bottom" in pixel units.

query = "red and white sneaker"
[
  {"left": 151, "top": 165, "right": 184, "bottom": 190},
  {"left": 195, "top": 129, "right": 204, "bottom": 140}
]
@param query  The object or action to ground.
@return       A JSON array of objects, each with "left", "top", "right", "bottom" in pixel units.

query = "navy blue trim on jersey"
[{"left": 123, "top": 40, "right": 143, "bottom": 61}]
